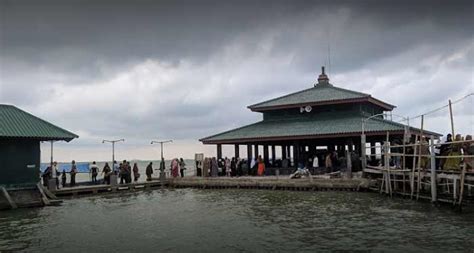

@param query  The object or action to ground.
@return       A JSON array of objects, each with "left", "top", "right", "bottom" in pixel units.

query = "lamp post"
[
  {"left": 102, "top": 139, "right": 125, "bottom": 181},
  {"left": 151, "top": 140, "right": 173, "bottom": 181},
  {"left": 361, "top": 113, "right": 408, "bottom": 169}
]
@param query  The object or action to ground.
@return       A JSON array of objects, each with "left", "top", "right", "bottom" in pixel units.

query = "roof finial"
[{"left": 315, "top": 65, "right": 330, "bottom": 87}]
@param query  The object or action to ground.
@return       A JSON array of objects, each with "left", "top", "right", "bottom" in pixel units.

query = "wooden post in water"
[
  {"left": 416, "top": 115, "right": 424, "bottom": 201},
  {"left": 430, "top": 135, "right": 437, "bottom": 203},
  {"left": 346, "top": 150, "right": 352, "bottom": 179},
  {"left": 410, "top": 134, "right": 418, "bottom": 199},
  {"left": 449, "top": 99, "right": 455, "bottom": 137}
]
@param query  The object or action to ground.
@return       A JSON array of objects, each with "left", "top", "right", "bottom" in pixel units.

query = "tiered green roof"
[
  {"left": 248, "top": 83, "right": 395, "bottom": 111},
  {"left": 200, "top": 114, "right": 429, "bottom": 144},
  {"left": 0, "top": 104, "right": 78, "bottom": 141},
  {"left": 200, "top": 67, "right": 439, "bottom": 144}
]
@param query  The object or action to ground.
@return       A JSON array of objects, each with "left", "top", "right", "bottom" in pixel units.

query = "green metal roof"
[
  {"left": 0, "top": 104, "right": 78, "bottom": 141},
  {"left": 200, "top": 114, "right": 438, "bottom": 144},
  {"left": 248, "top": 83, "right": 395, "bottom": 111}
]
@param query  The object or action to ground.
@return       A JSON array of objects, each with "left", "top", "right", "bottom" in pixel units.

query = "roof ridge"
[
  {"left": 1, "top": 105, "right": 78, "bottom": 139},
  {"left": 329, "top": 85, "right": 370, "bottom": 97},
  {"left": 248, "top": 84, "right": 372, "bottom": 110},
  {"left": 248, "top": 86, "right": 316, "bottom": 108}
]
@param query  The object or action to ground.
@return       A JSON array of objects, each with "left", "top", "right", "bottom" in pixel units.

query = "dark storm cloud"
[{"left": 1, "top": 0, "right": 472, "bottom": 159}]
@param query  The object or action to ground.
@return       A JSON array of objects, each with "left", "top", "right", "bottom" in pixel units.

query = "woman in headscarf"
[
  {"left": 444, "top": 134, "right": 463, "bottom": 171},
  {"left": 225, "top": 157, "right": 231, "bottom": 177},
  {"left": 203, "top": 157, "right": 210, "bottom": 177},
  {"left": 257, "top": 155, "right": 265, "bottom": 176},
  {"left": 463, "top": 135, "right": 473, "bottom": 172},
  {"left": 133, "top": 163, "right": 140, "bottom": 182},
  {"left": 145, "top": 162, "right": 153, "bottom": 181},
  {"left": 211, "top": 157, "right": 218, "bottom": 177},
  {"left": 171, "top": 158, "right": 180, "bottom": 178},
  {"left": 419, "top": 137, "right": 431, "bottom": 170},
  {"left": 102, "top": 163, "right": 111, "bottom": 184}
]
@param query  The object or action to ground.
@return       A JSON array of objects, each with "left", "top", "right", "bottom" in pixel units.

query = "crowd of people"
[
  {"left": 199, "top": 155, "right": 266, "bottom": 177},
  {"left": 41, "top": 133, "right": 472, "bottom": 189},
  {"left": 372, "top": 133, "right": 474, "bottom": 172},
  {"left": 41, "top": 157, "right": 189, "bottom": 189}
]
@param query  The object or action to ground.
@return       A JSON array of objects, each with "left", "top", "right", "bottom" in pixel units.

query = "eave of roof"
[
  {"left": 0, "top": 104, "right": 79, "bottom": 142},
  {"left": 247, "top": 84, "right": 395, "bottom": 112},
  {"left": 200, "top": 116, "right": 441, "bottom": 145}
]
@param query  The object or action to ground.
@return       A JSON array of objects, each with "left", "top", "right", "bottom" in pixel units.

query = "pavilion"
[
  {"left": 0, "top": 104, "right": 78, "bottom": 188},
  {"left": 200, "top": 67, "right": 440, "bottom": 174}
]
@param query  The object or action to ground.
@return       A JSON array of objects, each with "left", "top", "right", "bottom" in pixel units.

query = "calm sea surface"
[{"left": 0, "top": 189, "right": 473, "bottom": 252}]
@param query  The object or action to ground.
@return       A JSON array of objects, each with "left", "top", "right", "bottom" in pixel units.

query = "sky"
[{"left": 1, "top": 0, "right": 473, "bottom": 162}]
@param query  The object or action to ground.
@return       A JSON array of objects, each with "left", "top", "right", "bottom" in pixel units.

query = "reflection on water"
[{"left": 0, "top": 190, "right": 473, "bottom": 252}]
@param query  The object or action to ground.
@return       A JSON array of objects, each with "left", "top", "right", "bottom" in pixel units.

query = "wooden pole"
[
  {"left": 410, "top": 134, "right": 418, "bottom": 199},
  {"left": 430, "top": 135, "right": 437, "bottom": 203},
  {"left": 458, "top": 164, "right": 467, "bottom": 206},
  {"left": 449, "top": 99, "right": 455, "bottom": 137},
  {"left": 416, "top": 115, "right": 424, "bottom": 200}
]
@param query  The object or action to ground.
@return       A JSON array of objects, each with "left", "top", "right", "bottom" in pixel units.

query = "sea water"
[{"left": 0, "top": 189, "right": 473, "bottom": 252}]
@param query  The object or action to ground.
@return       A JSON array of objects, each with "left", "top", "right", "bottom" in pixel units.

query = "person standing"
[
  {"left": 119, "top": 162, "right": 127, "bottom": 184},
  {"left": 203, "top": 158, "right": 210, "bottom": 177},
  {"left": 171, "top": 158, "right": 180, "bottom": 178},
  {"left": 211, "top": 157, "right": 218, "bottom": 177},
  {"left": 444, "top": 134, "right": 462, "bottom": 171},
  {"left": 146, "top": 162, "right": 153, "bottom": 181},
  {"left": 325, "top": 153, "right": 333, "bottom": 173},
  {"left": 113, "top": 160, "right": 119, "bottom": 175},
  {"left": 52, "top": 161, "right": 59, "bottom": 189},
  {"left": 257, "top": 155, "right": 265, "bottom": 176},
  {"left": 250, "top": 158, "right": 257, "bottom": 176},
  {"left": 132, "top": 163, "right": 140, "bottom": 182},
  {"left": 179, "top": 158, "right": 186, "bottom": 178},
  {"left": 126, "top": 161, "right": 132, "bottom": 183},
  {"left": 102, "top": 163, "right": 111, "bottom": 184},
  {"left": 312, "top": 155, "right": 319, "bottom": 169},
  {"left": 70, "top": 160, "right": 77, "bottom": 187},
  {"left": 463, "top": 135, "right": 473, "bottom": 172},
  {"left": 231, "top": 157, "right": 237, "bottom": 177},
  {"left": 90, "top": 161, "right": 99, "bottom": 184},
  {"left": 42, "top": 166, "right": 51, "bottom": 187},
  {"left": 61, "top": 169, "right": 67, "bottom": 188},
  {"left": 439, "top": 134, "right": 453, "bottom": 170},
  {"left": 225, "top": 157, "right": 231, "bottom": 177}
]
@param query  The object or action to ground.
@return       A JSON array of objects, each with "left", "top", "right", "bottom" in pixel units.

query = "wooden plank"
[
  {"left": 36, "top": 183, "right": 51, "bottom": 206},
  {"left": 1, "top": 187, "right": 18, "bottom": 209}
]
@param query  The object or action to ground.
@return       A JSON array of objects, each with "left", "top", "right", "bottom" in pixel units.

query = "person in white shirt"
[{"left": 312, "top": 156, "right": 319, "bottom": 168}]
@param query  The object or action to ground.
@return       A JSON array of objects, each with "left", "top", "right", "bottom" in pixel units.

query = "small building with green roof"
[
  {"left": 0, "top": 104, "right": 78, "bottom": 188},
  {"left": 200, "top": 67, "right": 440, "bottom": 173}
]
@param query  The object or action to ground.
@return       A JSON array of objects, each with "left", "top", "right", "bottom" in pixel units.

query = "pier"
[{"left": 48, "top": 176, "right": 370, "bottom": 199}]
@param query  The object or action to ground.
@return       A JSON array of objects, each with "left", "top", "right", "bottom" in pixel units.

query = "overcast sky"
[{"left": 1, "top": 0, "right": 473, "bottom": 162}]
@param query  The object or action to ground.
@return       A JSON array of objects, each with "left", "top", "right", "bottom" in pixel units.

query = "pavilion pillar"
[
  {"left": 271, "top": 145, "right": 276, "bottom": 165},
  {"left": 263, "top": 145, "right": 269, "bottom": 165},
  {"left": 293, "top": 142, "right": 300, "bottom": 167},
  {"left": 254, "top": 144, "right": 259, "bottom": 160},
  {"left": 234, "top": 144, "right": 240, "bottom": 159},
  {"left": 310, "top": 145, "right": 317, "bottom": 157},
  {"left": 355, "top": 142, "right": 362, "bottom": 157},
  {"left": 247, "top": 144, "right": 252, "bottom": 168},
  {"left": 217, "top": 144, "right": 222, "bottom": 160},
  {"left": 282, "top": 145, "right": 287, "bottom": 159}
]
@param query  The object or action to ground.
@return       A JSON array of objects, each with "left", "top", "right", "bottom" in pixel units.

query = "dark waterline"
[{"left": 0, "top": 190, "right": 473, "bottom": 252}]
